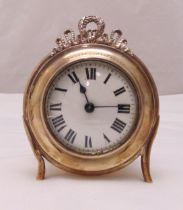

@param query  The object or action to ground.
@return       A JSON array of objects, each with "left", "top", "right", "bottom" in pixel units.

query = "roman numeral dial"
[{"left": 46, "top": 60, "right": 138, "bottom": 155}]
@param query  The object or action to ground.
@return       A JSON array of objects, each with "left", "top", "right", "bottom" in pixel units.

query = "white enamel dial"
[{"left": 45, "top": 60, "right": 138, "bottom": 155}]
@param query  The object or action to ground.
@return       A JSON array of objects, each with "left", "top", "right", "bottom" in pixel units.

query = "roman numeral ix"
[
  {"left": 85, "top": 136, "right": 92, "bottom": 148},
  {"left": 64, "top": 129, "right": 77, "bottom": 144},
  {"left": 111, "top": 118, "right": 126, "bottom": 133},
  {"left": 51, "top": 114, "right": 66, "bottom": 132},
  {"left": 118, "top": 104, "right": 130, "bottom": 113},
  {"left": 113, "top": 86, "right": 126, "bottom": 96},
  {"left": 85, "top": 68, "right": 96, "bottom": 80}
]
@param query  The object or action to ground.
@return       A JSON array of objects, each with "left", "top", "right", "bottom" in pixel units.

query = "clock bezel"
[
  {"left": 43, "top": 59, "right": 140, "bottom": 156},
  {"left": 23, "top": 43, "right": 159, "bottom": 175}
]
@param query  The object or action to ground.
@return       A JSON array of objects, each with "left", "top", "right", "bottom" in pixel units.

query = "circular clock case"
[
  {"left": 23, "top": 16, "right": 159, "bottom": 182},
  {"left": 23, "top": 44, "right": 159, "bottom": 177}
]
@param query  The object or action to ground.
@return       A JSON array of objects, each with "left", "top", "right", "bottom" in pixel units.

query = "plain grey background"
[{"left": 0, "top": 0, "right": 183, "bottom": 95}]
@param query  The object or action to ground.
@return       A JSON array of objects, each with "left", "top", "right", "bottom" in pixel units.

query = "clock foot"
[
  {"left": 141, "top": 147, "right": 152, "bottom": 183},
  {"left": 36, "top": 154, "right": 45, "bottom": 180},
  {"left": 141, "top": 116, "right": 159, "bottom": 183},
  {"left": 23, "top": 118, "right": 45, "bottom": 180}
]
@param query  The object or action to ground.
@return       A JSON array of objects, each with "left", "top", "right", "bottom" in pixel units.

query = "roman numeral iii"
[
  {"left": 118, "top": 104, "right": 130, "bottom": 113},
  {"left": 51, "top": 114, "right": 66, "bottom": 132},
  {"left": 68, "top": 71, "right": 79, "bottom": 84},
  {"left": 111, "top": 118, "right": 126, "bottom": 133},
  {"left": 64, "top": 129, "right": 77, "bottom": 144},
  {"left": 85, "top": 136, "right": 92, "bottom": 148},
  {"left": 85, "top": 68, "right": 96, "bottom": 80},
  {"left": 113, "top": 86, "right": 126, "bottom": 96}
]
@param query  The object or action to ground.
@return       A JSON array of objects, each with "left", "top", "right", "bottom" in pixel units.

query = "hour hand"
[
  {"left": 79, "top": 83, "right": 86, "bottom": 94},
  {"left": 78, "top": 80, "right": 89, "bottom": 103}
]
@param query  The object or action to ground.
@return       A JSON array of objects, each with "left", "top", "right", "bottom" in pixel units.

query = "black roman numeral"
[
  {"left": 68, "top": 71, "right": 79, "bottom": 84},
  {"left": 85, "top": 68, "right": 96, "bottom": 80},
  {"left": 64, "top": 129, "right": 77, "bottom": 144},
  {"left": 113, "top": 86, "right": 126, "bottom": 96},
  {"left": 51, "top": 114, "right": 66, "bottom": 132},
  {"left": 118, "top": 104, "right": 130, "bottom": 113},
  {"left": 103, "top": 133, "right": 111, "bottom": 143},
  {"left": 111, "top": 118, "right": 126, "bottom": 133},
  {"left": 104, "top": 73, "right": 111, "bottom": 84},
  {"left": 85, "top": 136, "right": 92, "bottom": 148},
  {"left": 50, "top": 103, "right": 62, "bottom": 111},
  {"left": 55, "top": 87, "right": 67, "bottom": 92}
]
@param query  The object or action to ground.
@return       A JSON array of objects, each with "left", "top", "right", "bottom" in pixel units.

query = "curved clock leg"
[
  {"left": 141, "top": 116, "right": 159, "bottom": 183},
  {"left": 23, "top": 118, "right": 46, "bottom": 180},
  {"left": 141, "top": 144, "right": 152, "bottom": 183},
  {"left": 36, "top": 152, "right": 45, "bottom": 180}
]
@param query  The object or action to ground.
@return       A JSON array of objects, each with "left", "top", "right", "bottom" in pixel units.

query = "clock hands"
[
  {"left": 77, "top": 79, "right": 96, "bottom": 113},
  {"left": 85, "top": 104, "right": 131, "bottom": 113},
  {"left": 94, "top": 105, "right": 117, "bottom": 108},
  {"left": 78, "top": 80, "right": 90, "bottom": 103},
  {"left": 77, "top": 79, "right": 128, "bottom": 114},
  {"left": 94, "top": 104, "right": 130, "bottom": 113},
  {"left": 79, "top": 83, "right": 86, "bottom": 94}
]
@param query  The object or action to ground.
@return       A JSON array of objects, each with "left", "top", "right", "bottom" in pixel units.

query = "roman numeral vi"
[{"left": 85, "top": 136, "right": 92, "bottom": 148}]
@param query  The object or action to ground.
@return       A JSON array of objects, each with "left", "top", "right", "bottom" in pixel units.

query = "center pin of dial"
[{"left": 85, "top": 103, "right": 95, "bottom": 113}]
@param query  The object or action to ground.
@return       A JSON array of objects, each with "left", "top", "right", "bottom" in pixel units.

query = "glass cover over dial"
[{"left": 45, "top": 60, "right": 139, "bottom": 155}]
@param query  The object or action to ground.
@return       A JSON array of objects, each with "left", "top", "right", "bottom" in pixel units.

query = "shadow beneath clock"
[{"left": 45, "top": 159, "right": 144, "bottom": 182}]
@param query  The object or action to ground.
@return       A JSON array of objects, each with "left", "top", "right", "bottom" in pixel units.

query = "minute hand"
[
  {"left": 94, "top": 105, "right": 117, "bottom": 108},
  {"left": 94, "top": 104, "right": 130, "bottom": 113}
]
